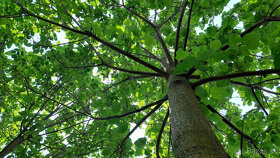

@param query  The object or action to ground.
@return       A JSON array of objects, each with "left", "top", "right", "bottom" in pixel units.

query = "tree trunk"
[
  {"left": 167, "top": 74, "right": 228, "bottom": 158},
  {"left": 0, "top": 134, "right": 25, "bottom": 158}
]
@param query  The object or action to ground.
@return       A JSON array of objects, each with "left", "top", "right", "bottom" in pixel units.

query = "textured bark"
[
  {"left": 167, "top": 74, "right": 228, "bottom": 158},
  {"left": 0, "top": 134, "right": 25, "bottom": 158}
]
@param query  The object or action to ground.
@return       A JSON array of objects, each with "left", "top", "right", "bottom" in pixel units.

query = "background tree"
[{"left": 1, "top": 0, "right": 280, "bottom": 157}]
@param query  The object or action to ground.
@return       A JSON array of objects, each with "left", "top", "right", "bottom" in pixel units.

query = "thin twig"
[
  {"left": 250, "top": 88, "right": 269, "bottom": 116},
  {"left": 230, "top": 80, "right": 280, "bottom": 95},
  {"left": 102, "top": 75, "right": 152, "bottom": 92},
  {"left": 157, "top": 8, "right": 181, "bottom": 28},
  {"left": 90, "top": 96, "right": 167, "bottom": 120},
  {"left": 110, "top": 101, "right": 165, "bottom": 158}
]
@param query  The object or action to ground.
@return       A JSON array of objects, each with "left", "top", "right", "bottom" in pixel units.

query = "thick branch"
[
  {"left": 14, "top": 1, "right": 166, "bottom": 76},
  {"left": 193, "top": 68, "right": 280, "bottom": 87},
  {"left": 174, "top": 1, "right": 188, "bottom": 65},
  {"left": 156, "top": 110, "right": 169, "bottom": 158},
  {"left": 206, "top": 105, "right": 266, "bottom": 158},
  {"left": 183, "top": 0, "right": 194, "bottom": 51},
  {"left": 154, "top": 30, "right": 174, "bottom": 65}
]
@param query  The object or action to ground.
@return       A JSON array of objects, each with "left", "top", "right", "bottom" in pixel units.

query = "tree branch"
[
  {"left": 174, "top": 1, "right": 188, "bottom": 65},
  {"left": 0, "top": 12, "right": 24, "bottom": 18},
  {"left": 156, "top": 110, "right": 169, "bottom": 158},
  {"left": 154, "top": 30, "right": 174, "bottom": 65},
  {"left": 193, "top": 68, "right": 280, "bottom": 87},
  {"left": 104, "top": 63, "right": 163, "bottom": 76},
  {"left": 157, "top": 8, "right": 181, "bottom": 29},
  {"left": 90, "top": 96, "right": 167, "bottom": 120},
  {"left": 250, "top": 88, "right": 269, "bottom": 116},
  {"left": 117, "top": 2, "right": 173, "bottom": 65},
  {"left": 221, "top": 16, "right": 280, "bottom": 51},
  {"left": 269, "top": 4, "right": 280, "bottom": 16},
  {"left": 102, "top": 75, "right": 153, "bottom": 92},
  {"left": 230, "top": 80, "right": 280, "bottom": 95},
  {"left": 13, "top": 1, "right": 166, "bottom": 76},
  {"left": 183, "top": 0, "right": 194, "bottom": 51},
  {"left": 110, "top": 101, "right": 164, "bottom": 158},
  {"left": 206, "top": 105, "right": 266, "bottom": 158},
  {"left": 140, "top": 46, "right": 161, "bottom": 61},
  {"left": 51, "top": 49, "right": 161, "bottom": 77},
  {"left": 252, "top": 77, "right": 280, "bottom": 85}
]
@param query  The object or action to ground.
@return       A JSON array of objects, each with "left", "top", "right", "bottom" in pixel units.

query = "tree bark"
[
  {"left": 167, "top": 74, "right": 228, "bottom": 158},
  {"left": 0, "top": 134, "right": 25, "bottom": 158}
]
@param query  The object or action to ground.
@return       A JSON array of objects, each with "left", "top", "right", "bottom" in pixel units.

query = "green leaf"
[
  {"left": 135, "top": 147, "right": 144, "bottom": 156},
  {"left": 273, "top": 54, "right": 280, "bottom": 69},
  {"left": 118, "top": 122, "right": 129, "bottom": 133},
  {"left": 210, "top": 87, "right": 232, "bottom": 99},
  {"left": 102, "top": 146, "right": 113, "bottom": 155},
  {"left": 209, "top": 40, "right": 222, "bottom": 50},
  {"left": 145, "top": 34, "right": 154, "bottom": 47},
  {"left": 174, "top": 55, "right": 196, "bottom": 74},
  {"left": 271, "top": 136, "right": 280, "bottom": 147},
  {"left": 216, "top": 80, "right": 229, "bottom": 87},
  {"left": 112, "top": 104, "right": 121, "bottom": 113},
  {"left": 195, "top": 86, "right": 208, "bottom": 97},
  {"left": 164, "top": 0, "right": 172, "bottom": 7},
  {"left": 249, "top": 0, "right": 258, "bottom": 4},
  {"left": 200, "top": 0, "right": 210, "bottom": 7},
  {"left": 176, "top": 49, "right": 188, "bottom": 61},
  {"left": 228, "top": 33, "right": 241, "bottom": 46},
  {"left": 134, "top": 137, "right": 147, "bottom": 148},
  {"left": 198, "top": 49, "right": 216, "bottom": 60},
  {"left": 241, "top": 31, "right": 261, "bottom": 50}
]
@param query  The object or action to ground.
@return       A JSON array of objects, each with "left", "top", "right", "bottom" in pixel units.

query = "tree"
[{"left": 1, "top": 0, "right": 280, "bottom": 157}]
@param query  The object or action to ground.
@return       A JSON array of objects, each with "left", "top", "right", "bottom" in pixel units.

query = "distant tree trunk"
[{"left": 167, "top": 74, "right": 228, "bottom": 158}]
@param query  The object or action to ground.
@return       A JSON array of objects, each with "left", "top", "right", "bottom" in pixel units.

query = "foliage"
[{"left": 1, "top": 0, "right": 280, "bottom": 157}]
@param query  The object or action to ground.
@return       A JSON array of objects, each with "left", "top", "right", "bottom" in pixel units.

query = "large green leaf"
[{"left": 241, "top": 31, "right": 261, "bottom": 50}]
